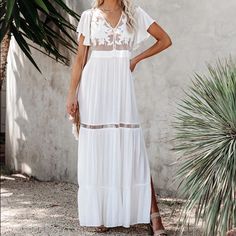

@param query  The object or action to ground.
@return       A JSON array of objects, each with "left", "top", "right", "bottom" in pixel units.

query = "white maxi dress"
[{"left": 76, "top": 6, "right": 156, "bottom": 228}]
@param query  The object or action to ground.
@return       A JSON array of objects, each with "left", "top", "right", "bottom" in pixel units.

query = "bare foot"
[
  {"left": 227, "top": 229, "right": 236, "bottom": 236},
  {"left": 95, "top": 225, "right": 109, "bottom": 233}
]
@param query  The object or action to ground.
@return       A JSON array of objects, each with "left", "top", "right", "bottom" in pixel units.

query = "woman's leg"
[{"left": 150, "top": 175, "right": 165, "bottom": 231}]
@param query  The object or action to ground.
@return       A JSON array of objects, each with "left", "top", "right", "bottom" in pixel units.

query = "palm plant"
[
  {"left": 0, "top": 0, "right": 80, "bottom": 89},
  {"left": 172, "top": 58, "right": 236, "bottom": 236}
]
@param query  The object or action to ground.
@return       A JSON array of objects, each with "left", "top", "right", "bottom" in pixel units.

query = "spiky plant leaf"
[{"left": 172, "top": 58, "right": 236, "bottom": 236}]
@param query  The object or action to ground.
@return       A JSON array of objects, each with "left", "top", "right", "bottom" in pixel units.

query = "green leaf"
[
  {"left": 33, "top": 0, "right": 49, "bottom": 14},
  {"left": 6, "top": 0, "right": 15, "bottom": 21},
  {"left": 12, "top": 26, "right": 41, "bottom": 73},
  {"left": 1, "top": 0, "right": 81, "bottom": 73},
  {"left": 13, "top": 4, "right": 20, "bottom": 29}
]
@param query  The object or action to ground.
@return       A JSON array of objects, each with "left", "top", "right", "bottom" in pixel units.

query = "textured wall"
[{"left": 6, "top": 0, "right": 236, "bottom": 196}]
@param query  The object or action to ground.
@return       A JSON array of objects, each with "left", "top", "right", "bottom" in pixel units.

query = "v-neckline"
[{"left": 97, "top": 8, "right": 123, "bottom": 29}]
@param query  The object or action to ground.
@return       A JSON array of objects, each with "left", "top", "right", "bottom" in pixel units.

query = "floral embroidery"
[{"left": 90, "top": 9, "right": 134, "bottom": 51}]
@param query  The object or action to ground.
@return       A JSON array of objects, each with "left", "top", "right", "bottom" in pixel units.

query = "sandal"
[
  {"left": 95, "top": 225, "right": 110, "bottom": 233},
  {"left": 148, "top": 212, "right": 167, "bottom": 236}
]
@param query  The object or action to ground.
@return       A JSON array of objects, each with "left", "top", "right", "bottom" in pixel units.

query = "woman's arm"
[
  {"left": 130, "top": 22, "right": 172, "bottom": 71},
  {"left": 66, "top": 35, "right": 87, "bottom": 116}
]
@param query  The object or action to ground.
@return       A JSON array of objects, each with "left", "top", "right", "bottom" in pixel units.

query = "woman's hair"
[{"left": 92, "top": 0, "right": 136, "bottom": 31}]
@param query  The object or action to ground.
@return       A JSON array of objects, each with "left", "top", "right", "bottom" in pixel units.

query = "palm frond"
[{"left": 0, "top": 0, "right": 80, "bottom": 73}]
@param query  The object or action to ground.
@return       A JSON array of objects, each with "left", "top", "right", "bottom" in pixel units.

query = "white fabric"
[
  {"left": 76, "top": 6, "right": 155, "bottom": 50},
  {"left": 76, "top": 9, "right": 92, "bottom": 45},
  {"left": 76, "top": 6, "right": 156, "bottom": 228},
  {"left": 133, "top": 6, "right": 156, "bottom": 50}
]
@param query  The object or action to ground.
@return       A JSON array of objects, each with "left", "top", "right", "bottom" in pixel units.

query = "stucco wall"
[{"left": 6, "top": 0, "right": 236, "bottom": 196}]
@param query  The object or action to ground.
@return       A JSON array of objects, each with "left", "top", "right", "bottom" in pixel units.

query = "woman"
[{"left": 66, "top": 0, "right": 172, "bottom": 235}]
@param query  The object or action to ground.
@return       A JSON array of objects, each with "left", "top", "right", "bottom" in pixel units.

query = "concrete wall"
[
  {"left": 1, "top": 79, "right": 6, "bottom": 133},
  {"left": 6, "top": 0, "right": 236, "bottom": 196}
]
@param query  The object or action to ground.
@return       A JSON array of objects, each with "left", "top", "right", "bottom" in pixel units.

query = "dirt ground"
[{"left": 1, "top": 169, "right": 201, "bottom": 236}]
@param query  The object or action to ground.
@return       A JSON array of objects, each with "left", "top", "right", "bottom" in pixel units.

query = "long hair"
[{"left": 92, "top": 0, "right": 136, "bottom": 31}]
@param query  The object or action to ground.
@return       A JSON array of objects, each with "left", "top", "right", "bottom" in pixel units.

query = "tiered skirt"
[{"left": 77, "top": 50, "right": 152, "bottom": 227}]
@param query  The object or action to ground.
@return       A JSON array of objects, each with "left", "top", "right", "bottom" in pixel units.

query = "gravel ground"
[{"left": 1, "top": 171, "right": 201, "bottom": 236}]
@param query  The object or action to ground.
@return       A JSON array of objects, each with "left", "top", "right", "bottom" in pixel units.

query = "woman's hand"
[
  {"left": 66, "top": 93, "right": 78, "bottom": 117},
  {"left": 67, "top": 35, "right": 87, "bottom": 118},
  {"left": 130, "top": 58, "right": 138, "bottom": 72}
]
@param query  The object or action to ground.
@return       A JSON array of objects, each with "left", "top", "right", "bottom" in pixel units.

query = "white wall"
[{"left": 6, "top": 0, "right": 236, "bottom": 196}]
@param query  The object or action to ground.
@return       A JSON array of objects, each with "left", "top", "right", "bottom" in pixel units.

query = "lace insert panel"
[
  {"left": 80, "top": 123, "right": 140, "bottom": 129},
  {"left": 90, "top": 9, "right": 134, "bottom": 51}
]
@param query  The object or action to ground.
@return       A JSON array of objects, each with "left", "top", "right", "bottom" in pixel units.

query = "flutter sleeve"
[
  {"left": 133, "top": 6, "right": 156, "bottom": 50},
  {"left": 76, "top": 9, "right": 92, "bottom": 45}
]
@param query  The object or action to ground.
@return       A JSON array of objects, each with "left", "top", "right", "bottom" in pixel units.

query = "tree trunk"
[{"left": 0, "top": 32, "right": 11, "bottom": 91}]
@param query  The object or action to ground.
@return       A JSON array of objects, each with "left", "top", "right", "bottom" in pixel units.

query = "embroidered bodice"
[
  {"left": 76, "top": 6, "right": 156, "bottom": 52},
  {"left": 91, "top": 9, "right": 133, "bottom": 51}
]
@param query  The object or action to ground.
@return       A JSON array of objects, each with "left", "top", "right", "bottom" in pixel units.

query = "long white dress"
[{"left": 76, "top": 6, "right": 156, "bottom": 228}]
